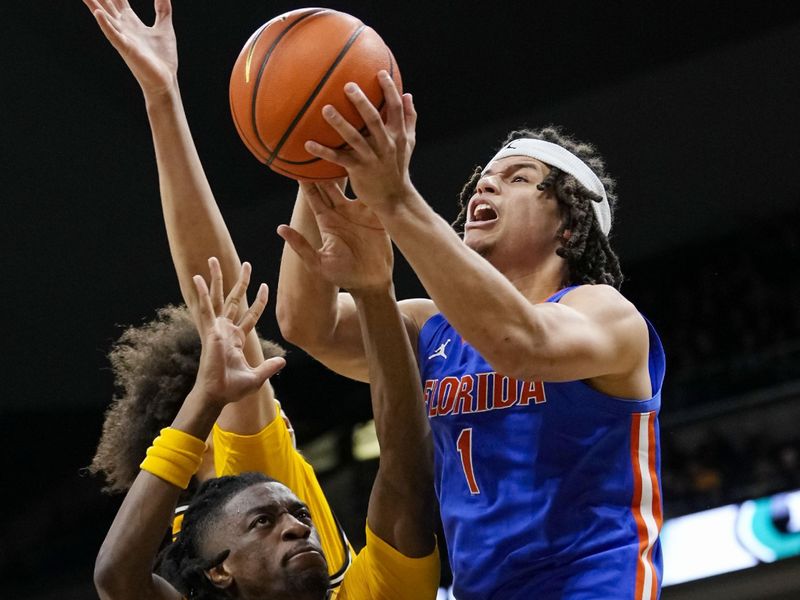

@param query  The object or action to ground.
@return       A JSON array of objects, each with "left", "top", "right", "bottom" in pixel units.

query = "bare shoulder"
[
  {"left": 558, "top": 284, "right": 641, "bottom": 320},
  {"left": 398, "top": 298, "right": 438, "bottom": 340},
  {"left": 561, "top": 285, "right": 649, "bottom": 361}
]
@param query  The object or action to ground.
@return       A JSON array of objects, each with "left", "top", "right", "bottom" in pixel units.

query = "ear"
[
  {"left": 206, "top": 561, "right": 234, "bottom": 590},
  {"left": 562, "top": 229, "right": 572, "bottom": 241}
]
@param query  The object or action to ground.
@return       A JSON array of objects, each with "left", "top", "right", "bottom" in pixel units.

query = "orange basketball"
[{"left": 229, "top": 8, "right": 402, "bottom": 180}]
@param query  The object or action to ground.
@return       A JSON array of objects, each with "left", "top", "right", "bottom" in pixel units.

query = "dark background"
[{"left": 3, "top": 1, "right": 800, "bottom": 598}]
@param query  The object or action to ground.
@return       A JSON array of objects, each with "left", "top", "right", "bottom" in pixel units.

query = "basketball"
[{"left": 229, "top": 8, "right": 402, "bottom": 180}]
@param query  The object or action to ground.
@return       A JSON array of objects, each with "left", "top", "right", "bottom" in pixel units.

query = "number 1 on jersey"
[{"left": 457, "top": 428, "right": 481, "bottom": 495}]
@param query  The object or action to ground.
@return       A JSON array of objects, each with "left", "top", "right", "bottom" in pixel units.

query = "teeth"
[{"left": 473, "top": 203, "right": 495, "bottom": 220}]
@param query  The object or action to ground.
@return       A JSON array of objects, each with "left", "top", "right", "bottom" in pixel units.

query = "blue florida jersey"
[{"left": 418, "top": 287, "right": 666, "bottom": 600}]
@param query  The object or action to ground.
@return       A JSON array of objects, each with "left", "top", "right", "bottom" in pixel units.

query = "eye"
[
  {"left": 249, "top": 514, "right": 273, "bottom": 529},
  {"left": 511, "top": 175, "right": 529, "bottom": 183},
  {"left": 295, "top": 508, "right": 313, "bottom": 524}
]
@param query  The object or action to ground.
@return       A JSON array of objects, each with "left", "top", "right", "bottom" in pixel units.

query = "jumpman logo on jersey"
[{"left": 428, "top": 339, "right": 451, "bottom": 360}]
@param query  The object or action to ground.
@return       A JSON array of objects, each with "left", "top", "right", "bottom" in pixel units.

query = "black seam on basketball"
[
  {"left": 273, "top": 52, "right": 394, "bottom": 165},
  {"left": 231, "top": 100, "right": 266, "bottom": 162},
  {"left": 266, "top": 23, "right": 367, "bottom": 166},
  {"left": 231, "top": 21, "right": 271, "bottom": 161},
  {"left": 249, "top": 8, "right": 329, "bottom": 157},
  {"left": 230, "top": 23, "right": 269, "bottom": 162},
  {"left": 268, "top": 160, "right": 340, "bottom": 180},
  {"left": 273, "top": 122, "right": 374, "bottom": 165}
]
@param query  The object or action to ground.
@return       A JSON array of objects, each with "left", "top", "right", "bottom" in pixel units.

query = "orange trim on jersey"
[
  {"left": 630, "top": 412, "right": 660, "bottom": 600},
  {"left": 630, "top": 415, "right": 646, "bottom": 599},
  {"left": 647, "top": 413, "right": 663, "bottom": 600}
]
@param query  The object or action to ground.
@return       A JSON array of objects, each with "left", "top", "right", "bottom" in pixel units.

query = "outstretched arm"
[
  {"left": 281, "top": 189, "right": 435, "bottom": 555},
  {"left": 83, "top": 0, "right": 274, "bottom": 431},
  {"left": 277, "top": 182, "right": 436, "bottom": 383},
  {"left": 305, "top": 72, "right": 648, "bottom": 386},
  {"left": 94, "top": 264, "right": 285, "bottom": 600},
  {"left": 276, "top": 183, "right": 370, "bottom": 382}
]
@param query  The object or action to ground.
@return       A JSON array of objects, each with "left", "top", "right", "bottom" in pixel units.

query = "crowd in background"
[
  {"left": 623, "top": 211, "right": 800, "bottom": 516},
  {"left": 624, "top": 211, "right": 800, "bottom": 409},
  {"left": 660, "top": 428, "right": 800, "bottom": 517}
]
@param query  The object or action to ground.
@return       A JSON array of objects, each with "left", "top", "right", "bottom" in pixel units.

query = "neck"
[
  {"left": 505, "top": 269, "right": 565, "bottom": 303},
  {"left": 489, "top": 253, "right": 568, "bottom": 303}
]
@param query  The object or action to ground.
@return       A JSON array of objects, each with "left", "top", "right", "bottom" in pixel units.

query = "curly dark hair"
[
  {"left": 89, "top": 304, "right": 287, "bottom": 494},
  {"left": 453, "top": 125, "right": 623, "bottom": 289},
  {"left": 156, "top": 472, "right": 277, "bottom": 600}
]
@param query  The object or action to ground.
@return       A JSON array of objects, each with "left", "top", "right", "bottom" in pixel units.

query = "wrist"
[
  {"left": 140, "top": 427, "right": 207, "bottom": 490},
  {"left": 143, "top": 80, "right": 181, "bottom": 112},
  {"left": 373, "top": 183, "right": 423, "bottom": 222},
  {"left": 170, "top": 387, "right": 224, "bottom": 438},
  {"left": 350, "top": 284, "right": 396, "bottom": 304},
  {"left": 186, "top": 385, "right": 230, "bottom": 410}
]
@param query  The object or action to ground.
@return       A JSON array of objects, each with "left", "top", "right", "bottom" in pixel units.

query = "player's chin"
[
  {"left": 463, "top": 231, "right": 491, "bottom": 256},
  {"left": 284, "top": 560, "right": 329, "bottom": 596}
]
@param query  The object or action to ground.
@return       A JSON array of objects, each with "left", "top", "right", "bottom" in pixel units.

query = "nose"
[
  {"left": 279, "top": 513, "right": 312, "bottom": 541},
  {"left": 475, "top": 172, "right": 499, "bottom": 195}
]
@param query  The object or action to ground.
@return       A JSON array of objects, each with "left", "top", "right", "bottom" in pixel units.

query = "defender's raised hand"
[
  {"left": 304, "top": 71, "right": 418, "bottom": 215},
  {"left": 191, "top": 258, "right": 285, "bottom": 407},
  {"left": 278, "top": 182, "right": 394, "bottom": 293},
  {"left": 82, "top": 0, "right": 178, "bottom": 96}
]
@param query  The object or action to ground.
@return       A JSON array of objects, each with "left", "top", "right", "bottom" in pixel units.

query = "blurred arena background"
[{"left": 3, "top": 1, "right": 800, "bottom": 598}]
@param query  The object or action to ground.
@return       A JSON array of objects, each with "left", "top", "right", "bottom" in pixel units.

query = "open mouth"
[{"left": 467, "top": 200, "right": 498, "bottom": 227}]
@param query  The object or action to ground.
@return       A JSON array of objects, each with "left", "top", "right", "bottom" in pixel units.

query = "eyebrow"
[
  {"left": 244, "top": 500, "right": 310, "bottom": 518},
  {"left": 481, "top": 161, "right": 540, "bottom": 177},
  {"left": 245, "top": 503, "right": 278, "bottom": 518}
]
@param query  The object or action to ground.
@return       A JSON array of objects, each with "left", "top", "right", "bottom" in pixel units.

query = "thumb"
[
  {"left": 252, "top": 356, "right": 287, "bottom": 386},
  {"left": 277, "top": 225, "right": 322, "bottom": 274},
  {"left": 154, "top": 0, "right": 173, "bottom": 25}
]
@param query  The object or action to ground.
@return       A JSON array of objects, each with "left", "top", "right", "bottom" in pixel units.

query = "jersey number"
[{"left": 456, "top": 428, "right": 481, "bottom": 495}]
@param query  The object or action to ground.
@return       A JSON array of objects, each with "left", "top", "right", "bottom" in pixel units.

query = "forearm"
[
  {"left": 95, "top": 390, "right": 218, "bottom": 599},
  {"left": 144, "top": 88, "right": 241, "bottom": 308},
  {"left": 377, "top": 190, "right": 537, "bottom": 371},
  {"left": 277, "top": 189, "right": 334, "bottom": 339},
  {"left": 276, "top": 190, "right": 369, "bottom": 380},
  {"left": 354, "top": 288, "right": 434, "bottom": 555},
  {"left": 145, "top": 90, "right": 273, "bottom": 431},
  {"left": 95, "top": 472, "right": 181, "bottom": 599}
]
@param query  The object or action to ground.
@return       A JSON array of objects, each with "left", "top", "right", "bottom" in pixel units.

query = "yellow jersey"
[
  {"left": 174, "top": 400, "right": 440, "bottom": 599},
  {"left": 332, "top": 524, "right": 440, "bottom": 600}
]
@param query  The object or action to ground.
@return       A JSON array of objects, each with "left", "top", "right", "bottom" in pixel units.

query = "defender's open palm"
[
  {"left": 278, "top": 182, "right": 394, "bottom": 293},
  {"left": 83, "top": 0, "right": 177, "bottom": 95},
  {"left": 192, "top": 258, "right": 285, "bottom": 407}
]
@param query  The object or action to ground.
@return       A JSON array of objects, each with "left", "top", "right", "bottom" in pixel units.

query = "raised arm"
[
  {"left": 276, "top": 184, "right": 369, "bottom": 381},
  {"left": 354, "top": 288, "right": 436, "bottom": 557},
  {"left": 276, "top": 182, "right": 435, "bottom": 381},
  {"left": 280, "top": 185, "right": 436, "bottom": 555},
  {"left": 304, "top": 73, "right": 649, "bottom": 387},
  {"left": 84, "top": 0, "right": 274, "bottom": 431},
  {"left": 94, "top": 265, "right": 285, "bottom": 600}
]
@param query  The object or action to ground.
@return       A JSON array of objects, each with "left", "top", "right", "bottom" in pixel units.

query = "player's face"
[
  {"left": 463, "top": 156, "right": 565, "bottom": 272},
  {"left": 205, "top": 482, "right": 328, "bottom": 598}
]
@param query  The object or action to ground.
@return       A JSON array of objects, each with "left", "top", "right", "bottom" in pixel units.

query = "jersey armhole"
[{"left": 399, "top": 299, "right": 437, "bottom": 339}]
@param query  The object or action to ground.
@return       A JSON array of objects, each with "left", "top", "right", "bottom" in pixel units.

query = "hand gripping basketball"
[
  {"left": 304, "top": 71, "right": 418, "bottom": 216},
  {"left": 229, "top": 8, "right": 402, "bottom": 180}
]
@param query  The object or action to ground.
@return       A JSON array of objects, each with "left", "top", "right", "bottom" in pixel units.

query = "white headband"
[{"left": 486, "top": 138, "right": 611, "bottom": 236}]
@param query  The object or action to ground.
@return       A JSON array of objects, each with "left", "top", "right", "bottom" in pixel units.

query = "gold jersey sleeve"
[
  {"left": 212, "top": 402, "right": 353, "bottom": 585},
  {"left": 332, "top": 524, "right": 440, "bottom": 600}
]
